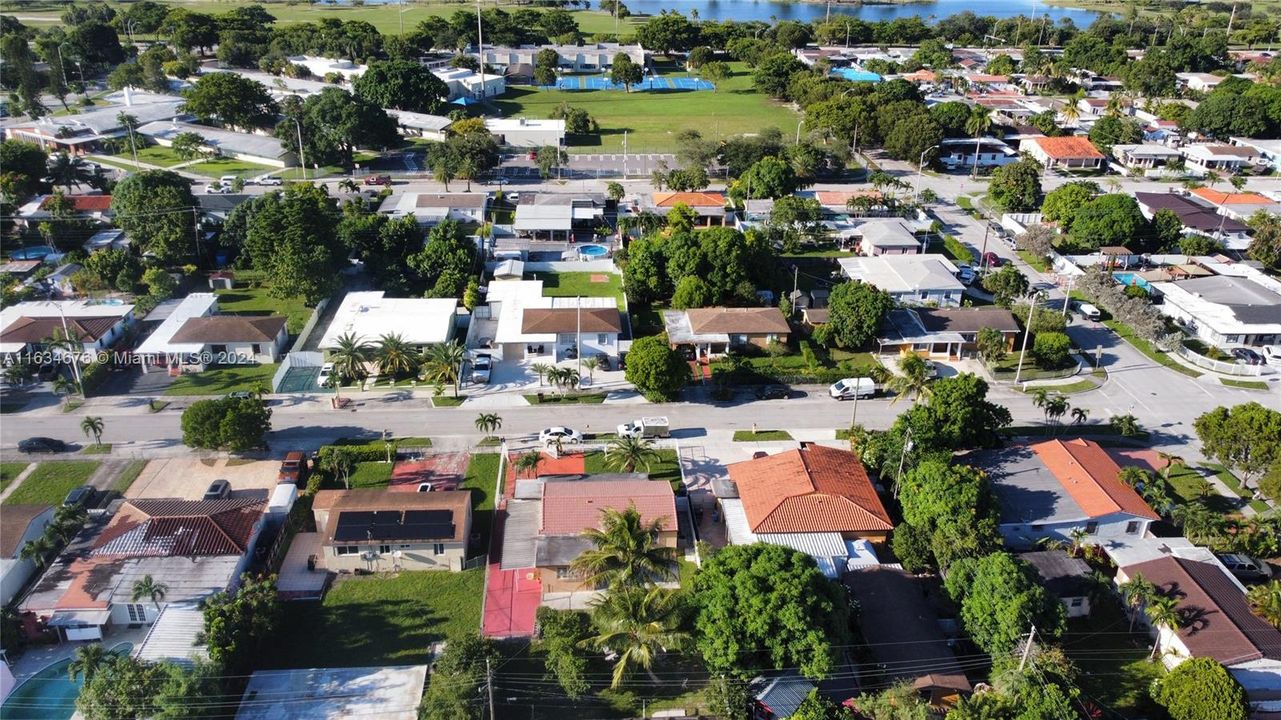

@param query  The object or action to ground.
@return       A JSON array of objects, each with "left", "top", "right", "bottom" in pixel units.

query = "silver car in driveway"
[{"left": 471, "top": 354, "right": 492, "bottom": 384}]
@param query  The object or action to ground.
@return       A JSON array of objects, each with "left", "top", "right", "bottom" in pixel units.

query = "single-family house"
[
  {"left": 847, "top": 567, "right": 973, "bottom": 708},
  {"left": 722, "top": 445, "right": 893, "bottom": 576},
  {"left": 853, "top": 219, "right": 924, "bottom": 256},
  {"left": 1020, "top": 550, "right": 1093, "bottom": 618},
  {"left": 15, "top": 194, "right": 114, "bottom": 228},
  {"left": 662, "top": 306, "right": 790, "bottom": 359},
  {"left": 1110, "top": 144, "right": 1183, "bottom": 171},
  {"left": 85, "top": 228, "right": 129, "bottom": 253},
  {"left": 485, "top": 117, "right": 565, "bottom": 147},
  {"left": 385, "top": 110, "right": 452, "bottom": 142},
  {"left": 513, "top": 193, "right": 605, "bottom": 241},
  {"left": 0, "top": 505, "right": 55, "bottom": 607},
  {"left": 311, "top": 489, "right": 472, "bottom": 572},
  {"left": 837, "top": 255, "right": 964, "bottom": 307},
  {"left": 379, "top": 192, "right": 489, "bottom": 226},
  {"left": 1187, "top": 186, "right": 1281, "bottom": 222},
  {"left": 0, "top": 260, "right": 42, "bottom": 282},
  {"left": 982, "top": 438, "right": 1159, "bottom": 550},
  {"left": 876, "top": 306, "right": 1021, "bottom": 358},
  {"left": 234, "top": 665, "right": 429, "bottom": 720},
  {"left": 750, "top": 669, "right": 861, "bottom": 720},
  {"left": 1134, "top": 192, "right": 1252, "bottom": 249},
  {"left": 0, "top": 299, "right": 134, "bottom": 362},
  {"left": 1231, "top": 136, "right": 1281, "bottom": 173},
  {"left": 1076, "top": 96, "right": 1111, "bottom": 117},
  {"left": 1176, "top": 72, "right": 1226, "bottom": 93},
  {"left": 136, "top": 120, "right": 297, "bottom": 168},
  {"left": 135, "top": 293, "right": 288, "bottom": 369},
  {"left": 482, "top": 279, "right": 621, "bottom": 363},
  {"left": 1020, "top": 136, "right": 1105, "bottom": 170},
  {"left": 813, "top": 189, "right": 889, "bottom": 218},
  {"left": 640, "top": 192, "right": 727, "bottom": 227},
  {"left": 318, "top": 291, "right": 457, "bottom": 354},
  {"left": 19, "top": 497, "right": 266, "bottom": 641},
  {"left": 1116, "top": 556, "right": 1281, "bottom": 710},
  {"left": 1180, "top": 144, "right": 1256, "bottom": 176},
  {"left": 1148, "top": 271, "right": 1281, "bottom": 348},
  {"left": 520, "top": 306, "right": 622, "bottom": 363},
  {"left": 937, "top": 137, "right": 1018, "bottom": 171}
]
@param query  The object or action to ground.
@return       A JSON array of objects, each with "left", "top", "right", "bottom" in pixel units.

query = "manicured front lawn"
[
  {"left": 164, "top": 363, "right": 277, "bottom": 396},
  {"left": 3, "top": 461, "right": 100, "bottom": 506},
  {"left": 214, "top": 272, "right": 312, "bottom": 334},
  {"left": 527, "top": 271, "right": 626, "bottom": 309},
  {"left": 0, "top": 462, "right": 31, "bottom": 493},
  {"left": 263, "top": 568, "right": 484, "bottom": 669},
  {"left": 494, "top": 62, "right": 799, "bottom": 154},
  {"left": 1165, "top": 464, "right": 1238, "bottom": 516},
  {"left": 1222, "top": 378, "right": 1270, "bottom": 391},
  {"left": 185, "top": 156, "right": 273, "bottom": 179},
  {"left": 121, "top": 145, "right": 188, "bottom": 167},
  {"left": 733, "top": 430, "right": 794, "bottom": 442},
  {"left": 347, "top": 461, "right": 394, "bottom": 489},
  {"left": 111, "top": 460, "right": 147, "bottom": 495}
]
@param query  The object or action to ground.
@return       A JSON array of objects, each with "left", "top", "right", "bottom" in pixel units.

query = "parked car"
[
  {"left": 471, "top": 354, "right": 492, "bottom": 384},
  {"left": 19, "top": 437, "right": 68, "bottom": 453},
  {"left": 981, "top": 251, "right": 1003, "bottom": 268},
  {"left": 204, "top": 184, "right": 230, "bottom": 194},
  {"left": 829, "top": 377, "right": 877, "bottom": 400},
  {"left": 363, "top": 174, "right": 392, "bottom": 186},
  {"left": 250, "top": 175, "right": 283, "bottom": 186},
  {"left": 956, "top": 265, "right": 976, "bottom": 285},
  {"left": 417, "top": 481, "right": 458, "bottom": 492},
  {"left": 317, "top": 363, "right": 334, "bottom": 387},
  {"left": 1077, "top": 303, "right": 1102, "bottom": 322},
  {"left": 203, "top": 479, "right": 232, "bottom": 500},
  {"left": 226, "top": 391, "right": 254, "bottom": 400},
  {"left": 1231, "top": 347, "right": 1264, "bottom": 366},
  {"left": 279, "top": 451, "right": 309, "bottom": 486},
  {"left": 63, "top": 485, "right": 96, "bottom": 508},
  {"left": 539, "top": 426, "right": 582, "bottom": 445},
  {"left": 1218, "top": 553, "right": 1272, "bottom": 582},
  {"left": 753, "top": 384, "right": 791, "bottom": 400},
  {"left": 593, "top": 352, "right": 611, "bottom": 371}
]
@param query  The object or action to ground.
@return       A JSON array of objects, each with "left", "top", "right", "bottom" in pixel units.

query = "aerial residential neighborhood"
[{"left": 3, "top": 1, "right": 1281, "bottom": 719}]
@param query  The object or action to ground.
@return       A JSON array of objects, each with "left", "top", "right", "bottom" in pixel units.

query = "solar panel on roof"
[{"left": 332, "top": 509, "right": 455, "bottom": 542}]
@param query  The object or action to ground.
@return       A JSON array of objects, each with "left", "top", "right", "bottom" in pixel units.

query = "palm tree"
[
  {"left": 547, "top": 366, "right": 580, "bottom": 394},
  {"left": 46, "top": 155, "right": 91, "bottom": 190},
  {"left": 1119, "top": 573, "right": 1156, "bottom": 631},
  {"left": 531, "top": 362, "right": 553, "bottom": 386},
  {"left": 888, "top": 355, "right": 933, "bottom": 405},
  {"left": 580, "top": 356, "right": 599, "bottom": 383},
  {"left": 965, "top": 106, "right": 992, "bottom": 178},
  {"left": 1031, "top": 387, "right": 1050, "bottom": 412},
  {"left": 1247, "top": 581, "right": 1281, "bottom": 630},
  {"left": 323, "top": 447, "right": 355, "bottom": 490},
  {"left": 1044, "top": 394, "right": 1070, "bottom": 428},
  {"left": 337, "top": 178, "right": 359, "bottom": 193},
  {"left": 604, "top": 436, "right": 660, "bottom": 473},
  {"left": 375, "top": 333, "right": 417, "bottom": 379},
  {"left": 514, "top": 450, "right": 542, "bottom": 479},
  {"left": 1204, "top": 170, "right": 1222, "bottom": 190},
  {"left": 20, "top": 535, "right": 55, "bottom": 569},
  {"left": 117, "top": 112, "right": 140, "bottom": 165},
  {"left": 1071, "top": 407, "right": 1089, "bottom": 426},
  {"left": 474, "top": 412, "right": 502, "bottom": 436},
  {"left": 67, "top": 643, "right": 108, "bottom": 683},
  {"left": 52, "top": 376, "right": 77, "bottom": 408},
  {"left": 1061, "top": 91, "right": 1083, "bottom": 127},
  {"left": 1172, "top": 503, "right": 1225, "bottom": 542},
  {"left": 80, "top": 415, "right": 104, "bottom": 446},
  {"left": 581, "top": 587, "right": 688, "bottom": 688},
  {"left": 131, "top": 574, "right": 168, "bottom": 614},
  {"left": 50, "top": 505, "right": 87, "bottom": 542},
  {"left": 571, "top": 505, "right": 679, "bottom": 589},
  {"left": 328, "top": 332, "right": 371, "bottom": 397},
  {"left": 1067, "top": 526, "right": 1089, "bottom": 556},
  {"left": 422, "top": 341, "right": 466, "bottom": 397},
  {"left": 1144, "top": 593, "right": 1183, "bottom": 659},
  {"left": 1157, "top": 451, "right": 1185, "bottom": 483},
  {"left": 1229, "top": 175, "right": 1247, "bottom": 193}
]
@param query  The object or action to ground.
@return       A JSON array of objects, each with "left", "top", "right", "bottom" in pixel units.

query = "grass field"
[
  {"left": 164, "top": 363, "right": 278, "bottom": 395},
  {"left": 119, "top": 145, "right": 188, "bottom": 168},
  {"left": 733, "top": 430, "right": 794, "bottom": 442},
  {"left": 346, "top": 461, "right": 395, "bottom": 489},
  {"left": 528, "top": 271, "right": 626, "bottom": 309},
  {"left": 111, "top": 460, "right": 147, "bottom": 495},
  {"left": 214, "top": 272, "right": 312, "bottom": 334},
  {"left": 0, "top": 462, "right": 31, "bottom": 493},
  {"left": 186, "top": 156, "right": 274, "bottom": 179},
  {"left": 462, "top": 453, "right": 500, "bottom": 551},
  {"left": 1064, "top": 599, "right": 1164, "bottom": 717},
  {"left": 3, "top": 461, "right": 100, "bottom": 506},
  {"left": 495, "top": 62, "right": 799, "bottom": 154},
  {"left": 264, "top": 568, "right": 484, "bottom": 669}
]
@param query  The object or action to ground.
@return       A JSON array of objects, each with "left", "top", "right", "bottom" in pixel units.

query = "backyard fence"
[{"left": 1176, "top": 346, "right": 1269, "bottom": 377}]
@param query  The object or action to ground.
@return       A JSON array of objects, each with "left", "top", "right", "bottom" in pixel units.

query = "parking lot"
[{"left": 127, "top": 457, "right": 282, "bottom": 501}]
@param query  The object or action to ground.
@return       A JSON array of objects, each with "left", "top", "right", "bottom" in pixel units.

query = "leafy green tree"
[
  {"left": 753, "top": 52, "right": 806, "bottom": 99},
  {"left": 0, "top": 140, "right": 47, "bottom": 201},
  {"left": 219, "top": 397, "right": 272, "bottom": 452},
  {"left": 534, "top": 608, "right": 590, "bottom": 699},
  {"left": 989, "top": 156, "right": 1043, "bottom": 212},
  {"left": 1041, "top": 181, "right": 1098, "bottom": 225},
  {"left": 888, "top": 354, "right": 933, "bottom": 405},
  {"left": 693, "top": 544, "right": 850, "bottom": 679},
  {"left": 975, "top": 326, "right": 1008, "bottom": 365},
  {"left": 1247, "top": 209, "right": 1281, "bottom": 271},
  {"left": 1186, "top": 91, "right": 1268, "bottom": 141},
  {"left": 884, "top": 114, "right": 944, "bottom": 164},
  {"left": 202, "top": 574, "right": 279, "bottom": 673},
  {"left": 420, "top": 634, "right": 498, "bottom": 720},
  {"left": 67, "top": 644, "right": 109, "bottom": 683},
  {"left": 609, "top": 53, "right": 644, "bottom": 92},
  {"left": 180, "top": 399, "right": 226, "bottom": 449},
  {"left": 634, "top": 13, "right": 699, "bottom": 55},
  {"left": 849, "top": 683, "right": 931, "bottom": 720},
  {"left": 183, "top": 72, "right": 278, "bottom": 130},
  {"left": 1247, "top": 580, "right": 1281, "bottom": 630},
  {"left": 1087, "top": 115, "right": 1143, "bottom": 154},
  {"left": 944, "top": 552, "right": 1066, "bottom": 655},
  {"left": 981, "top": 264, "right": 1029, "bottom": 306},
  {"left": 737, "top": 155, "right": 797, "bottom": 199},
  {"left": 1033, "top": 331, "right": 1072, "bottom": 368},
  {"left": 1068, "top": 194, "right": 1146, "bottom": 251},
  {"left": 898, "top": 460, "right": 1001, "bottom": 570},
  {"left": 407, "top": 219, "right": 478, "bottom": 299},
  {"left": 670, "top": 275, "right": 713, "bottom": 310},
  {"left": 111, "top": 171, "right": 198, "bottom": 263},
  {"left": 702, "top": 60, "right": 730, "bottom": 90},
  {"left": 929, "top": 101, "right": 972, "bottom": 138},
  {"left": 76, "top": 655, "right": 167, "bottom": 720},
  {"left": 583, "top": 587, "right": 688, "bottom": 687},
  {"left": 353, "top": 59, "right": 449, "bottom": 113},
  {"left": 274, "top": 89, "right": 397, "bottom": 170},
  {"left": 1195, "top": 403, "right": 1281, "bottom": 490},
  {"left": 624, "top": 334, "right": 688, "bottom": 401},
  {"left": 824, "top": 281, "right": 892, "bottom": 350},
  {"left": 1154, "top": 657, "right": 1249, "bottom": 720},
  {"left": 169, "top": 131, "right": 206, "bottom": 160},
  {"left": 895, "top": 373, "right": 1012, "bottom": 452},
  {"left": 534, "top": 47, "right": 559, "bottom": 86}
]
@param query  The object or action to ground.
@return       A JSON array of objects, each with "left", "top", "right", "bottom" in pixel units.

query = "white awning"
[{"left": 48, "top": 609, "right": 111, "bottom": 627}]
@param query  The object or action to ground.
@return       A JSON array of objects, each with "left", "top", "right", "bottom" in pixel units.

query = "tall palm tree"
[
  {"left": 50, "top": 505, "right": 87, "bottom": 543},
  {"left": 131, "top": 574, "right": 168, "bottom": 614},
  {"left": 46, "top": 155, "right": 90, "bottom": 190},
  {"left": 1071, "top": 407, "right": 1089, "bottom": 426},
  {"left": 474, "top": 412, "right": 502, "bottom": 436},
  {"left": 327, "top": 332, "right": 371, "bottom": 397},
  {"left": 514, "top": 450, "right": 542, "bottom": 479},
  {"left": 571, "top": 505, "right": 679, "bottom": 589},
  {"left": 1204, "top": 170, "right": 1222, "bottom": 190},
  {"left": 580, "top": 356, "right": 599, "bottom": 383},
  {"left": 965, "top": 106, "right": 992, "bottom": 178},
  {"left": 67, "top": 643, "right": 108, "bottom": 683},
  {"left": 52, "top": 376, "right": 77, "bottom": 408},
  {"left": 1044, "top": 394, "right": 1070, "bottom": 428},
  {"left": 375, "top": 333, "right": 417, "bottom": 379},
  {"left": 1144, "top": 594, "right": 1183, "bottom": 659},
  {"left": 1247, "top": 581, "right": 1281, "bottom": 630},
  {"left": 337, "top": 178, "right": 359, "bottom": 193},
  {"left": 888, "top": 355, "right": 933, "bottom": 405},
  {"left": 1061, "top": 91, "right": 1083, "bottom": 127},
  {"left": 1067, "top": 526, "right": 1089, "bottom": 556},
  {"left": 581, "top": 587, "right": 688, "bottom": 688},
  {"left": 20, "top": 535, "right": 55, "bottom": 569},
  {"left": 1229, "top": 175, "right": 1247, "bottom": 193},
  {"left": 116, "top": 112, "right": 140, "bottom": 165},
  {"left": 604, "top": 436, "right": 660, "bottom": 474},
  {"left": 531, "top": 362, "right": 553, "bottom": 386},
  {"left": 422, "top": 341, "right": 466, "bottom": 397},
  {"left": 80, "top": 415, "right": 104, "bottom": 446},
  {"left": 1119, "top": 573, "right": 1156, "bottom": 631}
]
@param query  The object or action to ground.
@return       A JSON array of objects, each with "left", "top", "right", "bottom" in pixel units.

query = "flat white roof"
[
  {"left": 236, "top": 665, "right": 428, "bottom": 720},
  {"left": 135, "top": 293, "right": 219, "bottom": 356},
  {"left": 385, "top": 109, "right": 452, "bottom": 132},
  {"left": 485, "top": 117, "right": 566, "bottom": 133},
  {"left": 318, "top": 291, "right": 457, "bottom": 348},
  {"left": 137, "top": 120, "right": 288, "bottom": 160},
  {"left": 837, "top": 254, "right": 964, "bottom": 294},
  {"left": 486, "top": 279, "right": 615, "bottom": 345},
  {"left": 134, "top": 603, "right": 208, "bottom": 668}
]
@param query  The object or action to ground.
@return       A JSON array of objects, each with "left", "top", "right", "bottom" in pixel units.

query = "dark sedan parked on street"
[{"left": 18, "top": 437, "right": 68, "bottom": 453}]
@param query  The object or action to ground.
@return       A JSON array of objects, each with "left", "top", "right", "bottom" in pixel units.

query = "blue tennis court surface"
[{"left": 548, "top": 74, "right": 715, "bottom": 92}]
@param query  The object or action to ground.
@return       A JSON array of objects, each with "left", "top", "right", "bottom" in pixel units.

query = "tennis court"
[{"left": 549, "top": 74, "right": 715, "bottom": 92}]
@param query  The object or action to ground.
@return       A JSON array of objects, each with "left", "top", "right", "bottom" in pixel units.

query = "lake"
[{"left": 611, "top": 0, "right": 1106, "bottom": 25}]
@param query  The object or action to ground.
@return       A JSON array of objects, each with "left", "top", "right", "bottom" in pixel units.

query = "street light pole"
[
  {"left": 915, "top": 144, "right": 939, "bottom": 203},
  {"left": 293, "top": 118, "right": 307, "bottom": 181},
  {"left": 1014, "top": 291, "right": 1042, "bottom": 386}
]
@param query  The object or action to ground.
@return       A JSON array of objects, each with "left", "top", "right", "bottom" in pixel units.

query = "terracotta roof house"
[
  {"left": 662, "top": 306, "right": 790, "bottom": 359},
  {"left": 19, "top": 498, "right": 266, "bottom": 642},
  {"left": 1020, "top": 136, "right": 1105, "bottom": 169},
  {"left": 877, "top": 307, "right": 1021, "bottom": 359},
  {"left": 813, "top": 189, "right": 887, "bottom": 216},
  {"left": 0, "top": 299, "right": 135, "bottom": 358},
  {"left": 0, "top": 504, "right": 54, "bottom": 607},
  {"left": 15, "top": 193, "right": 114, "bottom": 227},
  {"left": 311, "top": 488, "right": 472, "bottom": 572},
  {"left": 640, "top": 191, "right": 727, "bottom": 226},
  {"left": 1117, "top": 556, "right": 1281, "bottom": 706},
  {"left": 979, "top": 438, "right": 1158, "bottom": 550},
  {"left": 722, "top": 445, "right": 892, "bottom": 576},
  {"left": 1187, "top": 186, "right": 1281, "bottom": 221},
  {"left": 520, "top": 307, "right": 622, "bottom": 335}
]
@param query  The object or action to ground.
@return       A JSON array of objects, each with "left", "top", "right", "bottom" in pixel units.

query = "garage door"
[{"left": 65, "top": 625, "right": 103, "bottom": 641}]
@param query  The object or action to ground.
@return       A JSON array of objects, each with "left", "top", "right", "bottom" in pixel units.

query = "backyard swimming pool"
[
  {"left": 833, "top": 67, "right": 883, "bottom": 83},
  {"left": 548, "top": 74, "right": 716, "bottom": 92},
  {"left": 1113, "top": 272, "right": 1151, "bottom": 290},
  {"left": 577, "top": 244, "right": 609, "bottom": 259},
  {"left": 1, "top": 643, "right": 133, "bottom": 720}
]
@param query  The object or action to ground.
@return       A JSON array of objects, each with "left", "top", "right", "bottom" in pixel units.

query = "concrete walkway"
[{"left": 0, "top": 462, "right": 36, "bottom": 503}]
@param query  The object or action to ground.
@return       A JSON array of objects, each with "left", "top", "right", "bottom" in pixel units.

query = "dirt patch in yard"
[
  {"left": 127, "top": 457, "right": 281, "bottom": 501},
  {"left": 388, "top": 452, "right": 469, "bottom": 492}
]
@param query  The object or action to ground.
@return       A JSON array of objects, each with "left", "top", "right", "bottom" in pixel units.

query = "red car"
[
  {"left": 982, "top": 251, "right": 1003, "bottom": 268},
  {"left": 363, "top": 174, "right": 392, "bottom": 186}
]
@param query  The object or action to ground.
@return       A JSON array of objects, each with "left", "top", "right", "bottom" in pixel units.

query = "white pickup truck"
[{"left": 617, "top": 417, "right": 671, "bottom": 439}]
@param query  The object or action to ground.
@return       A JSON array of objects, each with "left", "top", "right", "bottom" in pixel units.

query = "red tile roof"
[
  {"left": 1031, "top": 439, "right": 1159, "bottom": 520},
  {"left": 815, "top": 190, "right": 883, "bottom": 207},
  {"left": 1125, "top": 556, "right": 1281, "bottom": 665},
  {"left": 1029, "top": 136, "right": 1105, "bottom": 160},
  {"left": 651, "top": 191, "right": 726, "bottom": 208},
  {"left": 92, "top": 498, "right": 265, "bottom": 557},
  {"left": 728, "top": 445, "right": 892, "bottom": 534},
  {"left": 539, "top": 480, "right": 676, "bottom": 535},
  {"left": 42, "top": 195, "right": 112, "bottom": 213},
  {"left": 1190, "top": 187, "right": 1273, "bottom": 205}
]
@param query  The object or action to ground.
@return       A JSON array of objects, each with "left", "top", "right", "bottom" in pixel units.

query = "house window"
[
  {"left": 1125, "top": 521, "right": 1140, "bottom": 535},
  {"left": 919, "top": 291, "right": 929, "bottom": 300},
  {"left": 597, "top": 334, "right": 611, "bottom": 345},
  {"left": 126, "top": 604, "right": 147, "bottom": 622},
  {"left": 433, "top": 543, "right": 445, "bottom": 555},
  {"left": 1085, "top": 522, "right": 1099, "bottom": 534},
  {"left": 252, "top": 344, "right": 262, "bottom": 354},
  {"left": 1070, "top": 598, "right": 1084, "bottom": 608},
  {"left": 335, "top": 545, "right": 359, "bottom": 556},
  {"left": 555, "top": 567, "right": 575, "bottom": 579},
  {"left": 730, "top": 334, "right": 748, "bottom": 346},
  {"left": 379, "top": 545, "right": 392, "bottom": 554}
]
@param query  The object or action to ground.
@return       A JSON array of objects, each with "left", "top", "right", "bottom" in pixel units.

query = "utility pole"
[
  {"left": 1019, "top": 624, "right": 1038, "bottom": 672},
  {"left": 892, "top": 426, "right": 913, "bottom": 498},
  {"left": 294, "top": 118, "right": 307, "bottom": 181},
  {"left": 623, "top": 130, "right": 628, "bottom": 179},
  {"left": 486, "top": 659, "right": 495, "bottom": 719},
  {"left": 1014, "top": 292, "right": 1041, "bottom": 385}
]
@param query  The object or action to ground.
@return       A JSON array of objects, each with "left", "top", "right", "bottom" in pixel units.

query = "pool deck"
[{"left": 10, "top": 628, "right": 149, "bottom": 681}]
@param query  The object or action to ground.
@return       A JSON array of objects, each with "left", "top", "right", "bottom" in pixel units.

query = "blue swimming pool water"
[
  {"left": 578, "top": 244, "right": 608, "bottom": 258},
  {"left": 833, "top": 68, "right": 883, "bottom": 83},
  {"left": 549, "top": 74, "right": 715, "bottom": 92},
  {"left": 1, "top": 643, "right": 133, "bottom": 720},
  {"left": 7, "top": 245, "right": 55, "bottom": 260},
  {"left": 1113, "top": 272, "right": 1151, "bottom": 290}
]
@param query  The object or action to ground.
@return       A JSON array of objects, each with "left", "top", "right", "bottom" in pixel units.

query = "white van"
[
  {"left": 219, "top": 175, "right": 238, "bottom": 188},
  {"left": 1077, "top": 303, "right": 1101, "bottom": 321},
  {"left": 829, "top": 377, "right": 876, "bottom": 400}
]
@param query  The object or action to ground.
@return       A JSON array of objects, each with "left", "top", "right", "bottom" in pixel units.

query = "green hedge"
[
  {"left": 80, "top": 362, "right": 108, "bottom": 396},
  {"left": 942, "top": 235, "right": 974, "bottom": 265}
]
